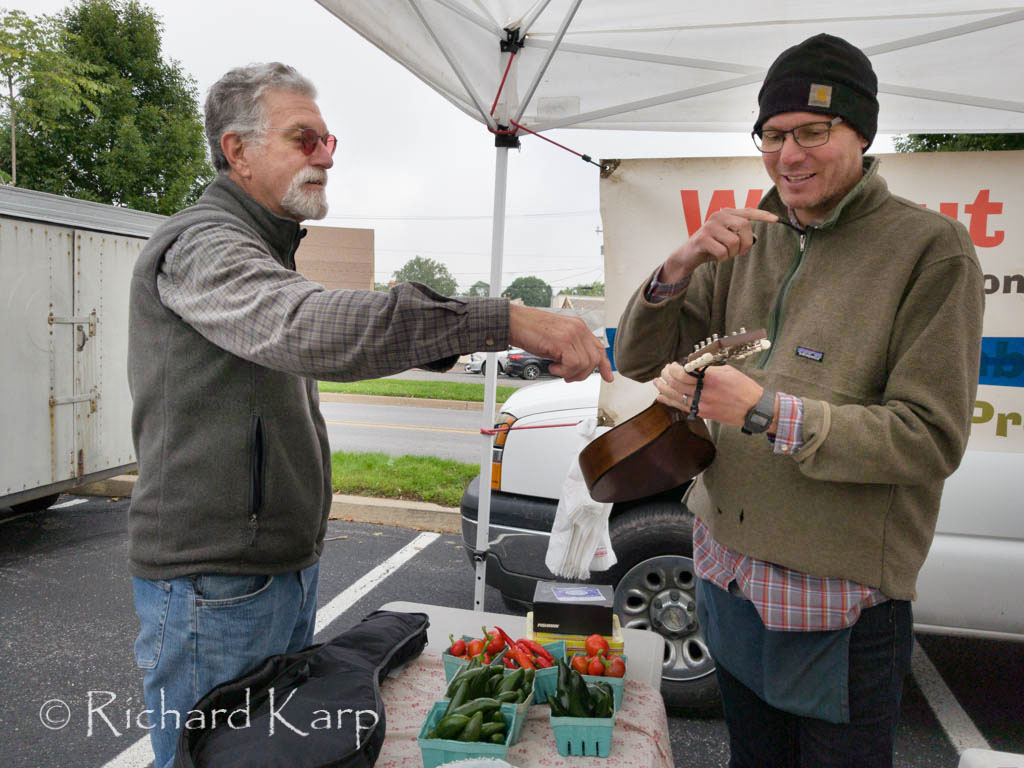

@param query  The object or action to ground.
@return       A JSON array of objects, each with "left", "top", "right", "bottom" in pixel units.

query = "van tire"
[{"left": 601, "top": 502, "right": 721, "bottom": 714}]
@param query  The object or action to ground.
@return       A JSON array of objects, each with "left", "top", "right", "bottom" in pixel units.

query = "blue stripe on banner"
[
  {"left": 603, "top": 332, "right": 1023, "bottom": 388},
  {"left": 605, "top": 327, "right": 617, "bottom": 371},
  {"left": 979, "top": 337, "right": 1024, "bottom": 388}
]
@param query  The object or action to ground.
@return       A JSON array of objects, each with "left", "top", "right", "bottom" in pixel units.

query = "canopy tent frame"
[{"left": 314, "top": 0, "right": 1024, "bottom": 612}]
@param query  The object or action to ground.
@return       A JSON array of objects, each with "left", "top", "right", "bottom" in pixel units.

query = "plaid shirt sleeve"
[
  {"left": 157, "top": 221, "right": 509, "bottom": 381},
  {"left": 644, "top": 264, "right": 691, "bottom": 303},
  {"left": 770, "top": 393, "right": 804, "bottom": 454}
]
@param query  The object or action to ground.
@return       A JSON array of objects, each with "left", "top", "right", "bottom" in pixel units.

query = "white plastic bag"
[{"left": 544, "top": 418, "right": 616, "bottom": 580}]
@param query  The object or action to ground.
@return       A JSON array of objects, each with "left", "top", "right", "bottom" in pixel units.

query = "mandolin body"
[{"left": 579, "top": 401, "right": 715, "bottom": 503}]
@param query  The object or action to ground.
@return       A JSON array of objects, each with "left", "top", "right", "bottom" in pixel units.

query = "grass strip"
[
  {"left": 319, "top": 378, "right": 517, "bottom": 403},
  {"left": 331, "top": 450, "right": 478, "bottom": 508}
]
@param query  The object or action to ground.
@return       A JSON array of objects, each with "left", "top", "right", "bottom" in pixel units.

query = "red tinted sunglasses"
[{"left": 272, "top": 127, "right": 337, "bottom": 156}]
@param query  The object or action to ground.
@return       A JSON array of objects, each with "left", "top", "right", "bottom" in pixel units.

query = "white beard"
[{"left": 280, "top": 167, "right": 328, "bottom": 221}]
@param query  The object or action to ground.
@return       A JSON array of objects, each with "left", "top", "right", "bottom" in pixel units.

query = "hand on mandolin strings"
[{"left": 654, "top": 361, "right": 778, "bottom": 431}]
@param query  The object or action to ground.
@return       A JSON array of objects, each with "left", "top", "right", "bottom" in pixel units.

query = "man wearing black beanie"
[{"left": 615, "top": 33, "right": 984, "bottom": 768}]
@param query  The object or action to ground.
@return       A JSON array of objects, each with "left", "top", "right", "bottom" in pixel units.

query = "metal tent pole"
[{"left": 473, "top": 144, "right": 509, "bottom": 611}]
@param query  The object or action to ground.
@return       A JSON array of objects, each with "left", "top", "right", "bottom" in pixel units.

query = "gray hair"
[{"left": 204, "top": 62, "right": 317, "bottom": 173}]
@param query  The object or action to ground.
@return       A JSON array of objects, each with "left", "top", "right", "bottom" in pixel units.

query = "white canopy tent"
[{"left": 314, "top": 0, "right": 1024, "bottom": 610}]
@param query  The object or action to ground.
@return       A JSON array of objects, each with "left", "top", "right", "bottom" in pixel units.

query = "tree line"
[
  {"left": 0, "top": 3, "right": 1020, "bottom": 239},
  {"left": 373, "top": 255, "right": 604, "bottom": 306}
]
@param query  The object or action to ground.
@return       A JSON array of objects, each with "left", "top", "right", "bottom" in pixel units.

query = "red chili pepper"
[
  {"left": 493, "top": 626, "right": 518, "bottom": 649},
  {"left": 482, "top": 626, "right": 505, "bottom": 656},
  {"left": 516, "top": 637, "right": 554, "bottom": 663},
  {"left": 510, "top": 642, "right": 535, "bottom": 670},
  {"left": 534, "top": 655, "right": 552, "bottom": 668}
]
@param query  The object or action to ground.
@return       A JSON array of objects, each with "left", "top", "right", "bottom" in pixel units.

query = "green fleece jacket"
[{"left": 614, "top": 157, "right": 984, "bottom": 600}]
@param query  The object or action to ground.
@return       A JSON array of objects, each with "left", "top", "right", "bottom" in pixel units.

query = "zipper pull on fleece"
[{"left": 248, "top": 514, "right": 259, "bottom": 545}]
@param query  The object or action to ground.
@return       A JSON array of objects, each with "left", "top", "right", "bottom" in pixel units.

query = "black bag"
[{"left": 174, "top": 610, "right": 429, "bottom": 768}]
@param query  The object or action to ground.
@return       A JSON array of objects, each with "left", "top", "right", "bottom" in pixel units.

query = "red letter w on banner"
[{"left": 681, "top": 189, "right": 764, "bottom": 236}]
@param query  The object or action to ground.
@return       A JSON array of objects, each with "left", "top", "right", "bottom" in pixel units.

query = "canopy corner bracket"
[
  {"left": 494, "top": 125, "right": 522, "bottom": 149},
  {"left": 501, "top": 27, "right": 525, "bottom": 54}
]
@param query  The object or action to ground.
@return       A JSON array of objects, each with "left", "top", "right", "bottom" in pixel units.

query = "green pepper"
[
  {"left": 458, "top": 710, "right": 483, "bottom": 742},
  {"left": 479, "top": 721, "right": 507, "bottom": 738},
  {"left": 444, "top": 679, "right": 470, "bottom": 717},
  {"left": 490, "top": 709, "right": 505, "bottom": 723},
  {"left": 495, "top": 690, "right": 519, "bottom": 703},
  {"left": 487, "top": 673, "right": 502, "bottom": 695},
  {"left": 522, "top": 667, "right": 535, "bottom": 693},
  {"left": 568, "top": 670, "right": 590, "bottom": 717},
  {"left": 497, "top": 667, "right": 524, "bottom": 694},
  {"left": 588, "top": 682, "right": 613, "bottom": 718},
  {"left": 547, "top": 691, "right": 568, "bottom": 717},
  {"left": 451, "top": 697, "right": 502, "bottom": 718},
  {"left": 446, "top": 666, "right": 485, "bottom": 698},
  {"left": 489, "top": 732, "right": 506, "bottom": 744},
  {"left": 434, "top": 713, "right": 470, "bottom": 740}
]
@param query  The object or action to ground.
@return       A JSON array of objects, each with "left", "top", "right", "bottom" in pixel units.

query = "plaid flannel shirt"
[{"left": 646, "top": 267, "right": 887, "bottom": 630}]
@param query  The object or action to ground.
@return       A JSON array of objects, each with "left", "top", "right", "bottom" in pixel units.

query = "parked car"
[
  {"left": 464, "top": 347, "right": 520, "bottom": 376},
  {"left": 460, "top": 374, "right": 1024, "bottom": 713},
  {"left": 505, "top": 351, "right": 554, "bottom": 380}
]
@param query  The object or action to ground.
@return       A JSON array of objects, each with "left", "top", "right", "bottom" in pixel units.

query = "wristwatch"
[{"left": 741, "top": 389, "right": 776, "bottom": 435}]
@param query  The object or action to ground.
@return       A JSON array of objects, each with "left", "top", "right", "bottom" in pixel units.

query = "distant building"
[
  {"left": 294, "top": 225, "right": 374, "bottom": 290},
  {"left": 551, "top": 293, "right": 605, "bottom": 312}
]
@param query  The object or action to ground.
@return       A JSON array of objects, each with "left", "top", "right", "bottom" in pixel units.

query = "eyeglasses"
[
  {"left": 270, "top": 127, "right": 338, "bottom": 156},
  {"left": 752, "top": 117, "right": 843, "bottom": 153}
]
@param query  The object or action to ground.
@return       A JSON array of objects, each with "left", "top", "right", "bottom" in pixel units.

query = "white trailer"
[{"left": 0, "top": 186, "right": 163, "bottom": 511}]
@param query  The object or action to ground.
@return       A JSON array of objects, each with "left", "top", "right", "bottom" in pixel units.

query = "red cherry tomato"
[
  {"left": 571, "top": 654, "right": 589, "bottom": 675},
  {"left": 448, "top": 635, "right": 466, "bottom": 657},
  {"left": 587, "top": 655, "right": 607, "bottom": 676},
  {"left": 584, "top": 634, "right": 610, "bottom": 658},
  {"left": 467, "top": 638, "right": 485, "bottom": 657}
]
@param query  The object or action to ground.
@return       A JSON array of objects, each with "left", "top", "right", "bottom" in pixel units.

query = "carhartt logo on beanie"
[{"left": 754, "top": 33, "right": 879, "bottom": 149}]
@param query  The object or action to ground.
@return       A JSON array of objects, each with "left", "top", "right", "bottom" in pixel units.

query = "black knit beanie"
[{"left": 754, "top": 33, "right": 879, "bottom": 149}]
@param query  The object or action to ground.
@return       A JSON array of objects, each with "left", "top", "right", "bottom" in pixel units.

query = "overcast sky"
[{"left": 17, "top": 0, "right": 895, "bottom": 292}]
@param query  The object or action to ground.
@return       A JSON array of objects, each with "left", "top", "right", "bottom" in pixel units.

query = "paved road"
[
  {"left": 1, "top": 496, "right": 1022, "bottom": 768},
  {"left": 321, "top": 401, "right": 485, "bottom": 463},
  {"left": 320, "top": 367, "right": 549, "bottom": 464}
]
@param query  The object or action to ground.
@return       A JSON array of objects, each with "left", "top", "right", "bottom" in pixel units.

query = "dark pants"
[{"left": 718, "top": 599, "right": 913, "bottom": 768}]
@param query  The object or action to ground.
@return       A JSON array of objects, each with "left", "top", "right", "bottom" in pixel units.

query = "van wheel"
[{"left": 602, "top": 503, "right": 721, "bottom": 714}]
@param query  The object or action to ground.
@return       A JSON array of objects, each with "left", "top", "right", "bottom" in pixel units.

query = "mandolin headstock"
[{"left": 683, "top": 327, "right": 771, "bottom": 373}]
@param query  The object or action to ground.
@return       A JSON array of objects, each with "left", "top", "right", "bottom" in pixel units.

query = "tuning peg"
[
  {"left": 740, "top": 326, "right": 747, "bottom": 334},
  {"left": 711, "top": 333, "right": 719, "bottom": 341}
]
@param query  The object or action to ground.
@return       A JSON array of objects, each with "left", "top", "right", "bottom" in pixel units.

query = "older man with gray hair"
[{"left": 127, "top": 61, "right": 611, "bottom": 767}]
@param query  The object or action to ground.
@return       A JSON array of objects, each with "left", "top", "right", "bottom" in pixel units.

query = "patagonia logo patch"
[
  {"left": 808, "top": 83, "right": 832, "bottom": 108},
  {"left": 796, "top": 346, "right": 824, "bottom": 362}
]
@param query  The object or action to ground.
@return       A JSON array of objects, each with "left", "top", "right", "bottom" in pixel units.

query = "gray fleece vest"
[{"left": 127, "top": 175, "right": 330, "bottom": 579}]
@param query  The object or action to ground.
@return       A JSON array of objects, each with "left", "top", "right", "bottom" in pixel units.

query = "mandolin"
[{"left": 578, "top": 329, "right": 770, "bottom": 503}]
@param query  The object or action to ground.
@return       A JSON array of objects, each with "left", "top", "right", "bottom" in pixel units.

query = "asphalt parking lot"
[{"left": 1, "top": 496, "right": 1021, "bottom": 768}]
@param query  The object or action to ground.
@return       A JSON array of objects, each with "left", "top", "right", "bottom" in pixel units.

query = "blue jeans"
[
  {"left": 132, "top": 562, "right": 319, "bottom": 768},
  {"left": 716, "top": 598, "right": 913, "bottom": 768}
]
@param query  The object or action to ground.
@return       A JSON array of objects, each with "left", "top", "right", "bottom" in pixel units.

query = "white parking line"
[
  {"left": 52, "top": 498, "right": 89, "bottom": 509},
  {"left": 99, "top": 736, "right": 156, "bottom": 768},
  {"left": 100, "top": 530, "right": 439, "bottom": 768},
  {"left": 314, "top": 531, "right": 440, "bottom": 636},
  {"left": 912, "top": 640, "right": 991, "bottom": 753}
]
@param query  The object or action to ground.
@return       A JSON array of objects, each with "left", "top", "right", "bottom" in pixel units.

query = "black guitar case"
[{"left": 174, "top": 609, "right": 429, "bottom": 768}]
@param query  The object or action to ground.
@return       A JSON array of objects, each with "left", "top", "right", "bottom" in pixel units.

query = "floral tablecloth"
[{"left": 375, "top": 653, "right": 674, "bottom": 768}]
